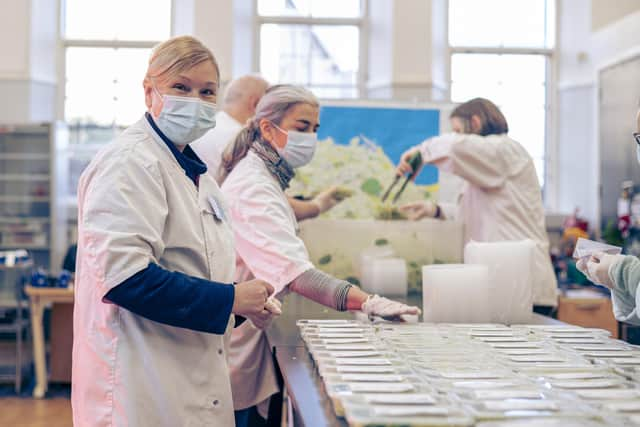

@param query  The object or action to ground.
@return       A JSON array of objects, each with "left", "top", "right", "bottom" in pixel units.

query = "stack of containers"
[{"left": 298, "top": 320, "right": 640, "bottom": 426}]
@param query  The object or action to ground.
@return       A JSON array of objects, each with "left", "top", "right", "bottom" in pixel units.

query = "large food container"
[{"left": 299, "top": 218, "right": 464, "bottom": 294}]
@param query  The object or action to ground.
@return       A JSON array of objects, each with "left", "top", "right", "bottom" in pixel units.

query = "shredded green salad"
[{"left": 288, "top": 137, "right": 432, "bottom": 219}]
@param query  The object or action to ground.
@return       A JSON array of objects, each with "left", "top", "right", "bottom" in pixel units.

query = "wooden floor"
[{"left": 0, "top": 397, "right": 72, "bottom": 427}]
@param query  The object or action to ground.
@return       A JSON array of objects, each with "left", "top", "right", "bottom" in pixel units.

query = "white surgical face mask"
[
  {"left": 152, "top": 88, "right": 217, "bottom": 146},
  {"left": 272, "top": 123, "right": 317, "bottom": 168}
]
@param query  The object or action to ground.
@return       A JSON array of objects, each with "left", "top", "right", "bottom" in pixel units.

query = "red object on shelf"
[{"left": 563, "top": 209, "right": 589, "bottom": 232}]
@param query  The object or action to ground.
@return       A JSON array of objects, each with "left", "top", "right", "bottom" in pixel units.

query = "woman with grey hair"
[{"left": 220, "top": 84, "right": 420, "bottom": 426}]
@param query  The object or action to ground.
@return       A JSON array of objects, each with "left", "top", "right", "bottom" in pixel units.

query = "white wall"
[
  {"left": 592, "top": 9, "right": 640, "bottom": 69},
  {"left": 555, "top": 0, "right": 597, "bottom": 225},
  {"left": 0, "top": 0, "right": 30, "bottom": 79},
  {"left": 174, "top": 0, "right": 253, "bottom": 84},
  {"left": 193, "top": 0, "right": 234, "bottom": 83},
  {"left": 367, "top": 0, "right": 448, "bottom": 101},
  {"left": 591, "top": 0, "right": 640, "bottom": 31},
  {"left": 30, "top": 0, "right": 58, "bottom": 84},
  {"left": 0, "top": 0, "right": 57, "bottom": 123}
]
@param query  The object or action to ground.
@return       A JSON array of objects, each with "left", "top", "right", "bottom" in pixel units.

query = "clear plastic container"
[
  {"left": 572, "top": 388, "right": 640, "bottom": 400},
  {"left": 465, "top": 398, "right": 595, "bottom": 421},
  {"left": 475, "top": 417, "right": 618, "bottom": 427},
  {"left": 614, "top": 366, "right": 640, "bottom": 382},
  {"left": 453, "top": 387, "right": 556, "bottom": 401},
  {"left": 541, "top": 376, "right": 630, "bottom": 391},
  {"left": 522, "top": 366, "right": 616, "bottom": 381},
  {"left": 485, "top": 341, "right": 547, "bottom": 350},
  {"left": 326, "top": 382, "right": 435, "bottom": 417},
  {"left": 319, "top": 364, "right": 415, "bottom": 377},
  {"left": 342, "top": 401, "right": 474, "bottom": 427},
  {"left": 416, "top": 367, "right": 516, "bottom": 381},
  {"left": 430, "top": 378, "right": 536, "bottom": 393},
  {"left": 315, "top": 356, "right": 406, "bottom": 374},
  {"left": 322, "top": 372, "right": 421, "bottom": 386},
  {"left": 533, "top": 328, "right": 612, "bottom": 339},
  {"left": 593, "top": 356, "right": 640, "bottom": 368}
]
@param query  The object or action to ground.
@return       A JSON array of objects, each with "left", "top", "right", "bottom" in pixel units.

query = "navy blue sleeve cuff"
[{"left": 105, "top": 263, "right": 235, "bottom": 335}]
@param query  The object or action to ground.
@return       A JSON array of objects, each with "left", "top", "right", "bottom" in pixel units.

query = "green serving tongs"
[{"left": 381, "top": 151, "right": 423, "bottom": 204}]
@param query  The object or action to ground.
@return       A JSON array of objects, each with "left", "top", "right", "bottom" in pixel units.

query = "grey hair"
[{"left": 219, "top": 84, "right": 319, "bottom": 181}]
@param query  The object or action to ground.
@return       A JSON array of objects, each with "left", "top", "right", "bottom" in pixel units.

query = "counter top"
[{"left": 266, "top": 293, "right": 562, "bottom": 427}]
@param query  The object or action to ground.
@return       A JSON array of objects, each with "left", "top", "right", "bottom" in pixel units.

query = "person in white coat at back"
[
  {"left": 396, "top": 98, "right": 558, "bottom": 314},
  {"left": 219, "top": 84, "right": 421, "bottom": 427},
  {"left": 191, "top": 75, "right": 269, "bottom": 183},
  {"left": 72, "top": 36, "right": 276, "bottom": 427}
]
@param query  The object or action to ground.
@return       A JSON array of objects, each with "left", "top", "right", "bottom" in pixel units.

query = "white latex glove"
[
  {"left": 264, "top": 296, "right": 282, "bottom": 315},
  {"left": 248, "top": 297, "right": 282, "bottom": 329},
  {"left": 246, "top": 310, "right": 275, "bottom": 330},
  {"left": 399, "top": 201, "right": 438, "bottom": 221},
  {"left": 312, "top": 186, "right": 346, "bottom": 214},
  {"left": 361, "top": 295, "right": 421, "bottom": 320},
  {"left": 576, "top": 252, "right": 624, "bottom": 289}
]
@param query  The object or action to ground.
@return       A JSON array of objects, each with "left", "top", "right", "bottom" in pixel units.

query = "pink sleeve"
[{"left": 228, "top": 185, "right": 313, "bottom": 293}]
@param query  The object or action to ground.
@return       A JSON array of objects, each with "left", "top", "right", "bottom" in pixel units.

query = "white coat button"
[
  {"left": 212, "top": 399, "right": 219, "bottom": 406},
  {"left": 218, "top": 349, "right": 223, "bottom": 355}
]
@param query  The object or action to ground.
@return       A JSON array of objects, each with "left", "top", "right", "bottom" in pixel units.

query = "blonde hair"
[
  {"left": 219, "top": 84, "right": 319, "bottom": 181},
  {"left": 146, "top": 35, "right": 220, "bottom": 83}
]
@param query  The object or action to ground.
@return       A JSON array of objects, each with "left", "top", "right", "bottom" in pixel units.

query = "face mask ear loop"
[
  {"left": 271, "top": 121, "right": 288, "bottom": 136},
  {"left": 268, "top": 121, "right": 288, "bottom": 150},
  {"left": 149, "top": 78, "right": 165, "bottom": 117}
]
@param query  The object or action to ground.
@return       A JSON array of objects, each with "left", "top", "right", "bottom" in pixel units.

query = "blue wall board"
[{"left": 317, "top": 106, "right": 441, "bottom": 185}]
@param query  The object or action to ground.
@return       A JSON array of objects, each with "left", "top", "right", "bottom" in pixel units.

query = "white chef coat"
[
  {"left": 221, "top": 151, "right": 313, "bottom": 412},
  {"left": 191, "top": 111, "right": 243, "bottom": 183},
  {"left": 72, "top": 116, "right": 237, "bottom": 427},
  {"left": 419, "top": 133, "right": 558, "bottom": 307}
]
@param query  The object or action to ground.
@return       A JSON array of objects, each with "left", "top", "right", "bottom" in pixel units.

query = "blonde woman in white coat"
[{"left": 72, "top": 36, "right": 275, "bottom": 427}]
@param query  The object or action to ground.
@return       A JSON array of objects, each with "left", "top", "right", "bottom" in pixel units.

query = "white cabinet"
[{"left": 0, "top": 123, "right": 68, "bottom": 274}]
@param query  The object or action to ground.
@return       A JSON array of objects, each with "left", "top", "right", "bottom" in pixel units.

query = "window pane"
[
  {"left": 258, "top": 0, "right": 361, "bottom": 18},
  {"left": 260, "top": 24, "right": 359, "bottom": 96},
  {"left": 65, "top": 47, "right": 150, "bottom": 142},
  {"left": 451, "top": 53, "right": 547, "bottom": 184},
  {"left": 64, "top": 0, "right": 171, "bottom": 40},
  {"left": 449, "top": 0, "right": 554, "bottom": 48},
  {"left": 309, "top": 86, "right": 358, "bottom": 98}
]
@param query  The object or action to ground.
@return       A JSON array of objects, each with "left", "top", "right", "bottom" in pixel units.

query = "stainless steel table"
[{"left": 265, "top": 293, "right": 562, "bottom": 427}]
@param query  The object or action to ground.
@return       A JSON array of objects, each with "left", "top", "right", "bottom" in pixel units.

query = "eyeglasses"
[{"left": 635, "top": 133, "right": 640, "bottom": 145}]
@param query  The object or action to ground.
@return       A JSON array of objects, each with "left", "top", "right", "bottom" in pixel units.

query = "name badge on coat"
[{"left": 208, "top": 195, "right": 226, "bottom": 222}]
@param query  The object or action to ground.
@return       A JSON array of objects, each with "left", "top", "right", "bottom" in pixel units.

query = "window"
[
  {"left": 61, "top": 0, "right": 172, "bottom": 199},
  {"left": 256, "top": 0, "right": 365, "bottom": 98},
  {"left": 62, "top": 0, "right": 172, "bottom": 144},
  {"left": 449, "top": 0, "right": 555, "bottom": 186}
]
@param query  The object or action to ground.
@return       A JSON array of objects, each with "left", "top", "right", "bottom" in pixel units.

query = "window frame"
[
  {"left": 447, "top": 0, "right": 557, "bottom": 204},
  {"left": 253, "top": 0, "right": 368, "bottom": 97},
  {"left": 56, "top": 0, "right": 174, "bottom": 125}
]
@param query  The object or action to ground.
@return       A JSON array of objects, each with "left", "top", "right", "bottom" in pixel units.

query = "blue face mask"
[{"left": 153, "top": 88, "right": 217, "bottom": 145}]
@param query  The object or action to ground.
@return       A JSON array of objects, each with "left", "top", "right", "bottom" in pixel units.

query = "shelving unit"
[
  {"left": 0, "top": 260, "right": 33, "bottom": 393},
  {"left": 0, "top": 123, "right": 68, "bottom": 274}
]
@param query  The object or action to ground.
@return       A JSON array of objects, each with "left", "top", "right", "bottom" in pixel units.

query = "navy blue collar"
[{"left": 145, "top": 112, "right": 207, "bottom": 186}]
